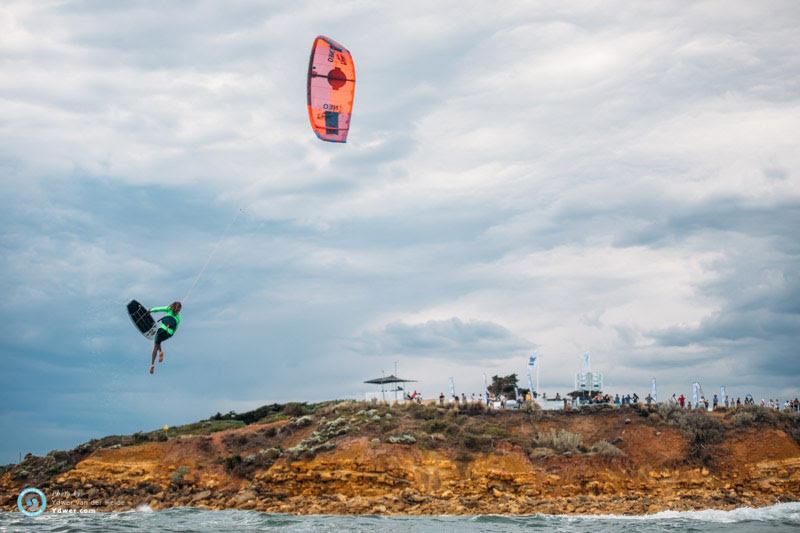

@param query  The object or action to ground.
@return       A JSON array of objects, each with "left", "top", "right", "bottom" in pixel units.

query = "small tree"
[{"left": 488, "top": 374, "right": 520, "bottom": 398}]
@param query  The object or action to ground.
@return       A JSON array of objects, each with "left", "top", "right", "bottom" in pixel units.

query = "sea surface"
[{"left": 2, "top": 503, "right": 800, "bottom": 532}]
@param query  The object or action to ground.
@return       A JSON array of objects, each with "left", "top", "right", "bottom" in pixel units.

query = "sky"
[{"left": 0, "top": 0, "right": 798, "bottom": 463}]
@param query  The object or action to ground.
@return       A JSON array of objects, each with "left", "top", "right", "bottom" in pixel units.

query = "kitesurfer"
[{"left": 149, "top": 302, "right": 182, "bottom": 374}]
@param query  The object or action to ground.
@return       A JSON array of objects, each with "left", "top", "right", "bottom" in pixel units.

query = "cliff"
[{"left": 2, "top": 401, "right": 800, "bottom": 515}]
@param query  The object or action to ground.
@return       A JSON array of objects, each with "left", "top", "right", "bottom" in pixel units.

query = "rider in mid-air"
[{"left": 149, "top": 302, "right": 182, "bottom": 374}]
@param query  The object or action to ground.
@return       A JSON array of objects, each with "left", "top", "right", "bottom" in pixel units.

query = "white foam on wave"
[
  {"left": 134, "top": 504, "right": 154, "bottom": 513},
  {"left": 564, "top": 502, "right": 800, "bottom": 524}
]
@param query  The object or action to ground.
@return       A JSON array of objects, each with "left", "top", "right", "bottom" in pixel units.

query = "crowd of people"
[
  {"left": 575, "top": 391, "right": 800, "bottom": 411},
  {"left": 403, "top": 388, "right": 800, "bottom": 413},
  {"left": 665, "top": 393, "right": 800, "bottom": 412}
]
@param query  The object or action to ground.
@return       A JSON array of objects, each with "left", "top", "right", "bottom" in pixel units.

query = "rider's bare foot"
[
  {"left": 158, "top": 352, "right": 164, "bottom": 363},
  {"left": 149, "top": 365, "right": 155, "bottom": 374}
]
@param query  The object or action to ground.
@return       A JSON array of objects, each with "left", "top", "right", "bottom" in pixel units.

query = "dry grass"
[{"left": 533, "top": 429, "right": 583, "bottom": 453}]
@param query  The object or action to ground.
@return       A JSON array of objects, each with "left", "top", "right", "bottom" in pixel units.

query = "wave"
[
  {"left": 614, "top": 502, "right": 800, "bottom": 523},
  {"left": 2, "top": 502, "right": 799, "bottom": 532},
  {"left": 470, "top": 502, "right": 800, "bottom": 525}
]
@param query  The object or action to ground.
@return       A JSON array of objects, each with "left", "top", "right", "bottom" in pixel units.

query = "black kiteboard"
[{"left": 127, "top": 300, "right": 158, "bottom": 340}]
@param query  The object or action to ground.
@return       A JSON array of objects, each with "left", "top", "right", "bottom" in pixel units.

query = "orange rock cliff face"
[{"left": 2, "top": 402, "right": 799, "bottom": 515}]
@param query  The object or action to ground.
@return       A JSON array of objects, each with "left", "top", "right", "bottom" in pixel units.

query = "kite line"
[{"left": 182, "top": 207, "right": 245, "bottom": 303}]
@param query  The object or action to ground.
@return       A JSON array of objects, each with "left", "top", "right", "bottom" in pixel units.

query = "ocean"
[{"left": 2, "top": 503, "right": 799, "bottom": 532}]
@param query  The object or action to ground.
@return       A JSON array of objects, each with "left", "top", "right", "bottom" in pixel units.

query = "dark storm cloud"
[{"left": 649, "top": 241, "right": 800, "bottom": 381}]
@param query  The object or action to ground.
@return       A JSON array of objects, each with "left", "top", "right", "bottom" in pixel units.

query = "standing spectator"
[
  {"left": 678, "top": 394, "right": 686, "bottom": 408},
  {"left": 713, "top": 394, "right": 719, "bottom": 410},
  {"left": 439, "top": 392, "right": 445, "bottom": 406}
]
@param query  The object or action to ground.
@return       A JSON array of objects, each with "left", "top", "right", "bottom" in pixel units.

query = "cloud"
[
  {"left": 354, "top": 317, "right": 534, "bottom": 360},
  {"left": 648, "top": 236, "right": 800, "bottom": 383},
  {"left": 1, "top": 0, "right": 799, "bottom": 462}
]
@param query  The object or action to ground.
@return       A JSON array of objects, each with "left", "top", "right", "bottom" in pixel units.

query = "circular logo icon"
[{"left": 17, "top": 487, "right": 46, "bottom": 517}]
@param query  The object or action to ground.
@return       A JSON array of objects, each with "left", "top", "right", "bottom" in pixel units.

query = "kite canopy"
[
  {"left": 307, "top": 35, "right": 356, "bottom": 143},
  {"left": 364, "top": 375, "right": 417, "bottom": 385}
]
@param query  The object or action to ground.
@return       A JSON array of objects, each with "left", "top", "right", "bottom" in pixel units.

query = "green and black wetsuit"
[{"left": 151, "top": 306, "right": 182, "bottom": 344}]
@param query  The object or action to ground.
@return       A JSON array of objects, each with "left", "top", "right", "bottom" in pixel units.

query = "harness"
[{"left": 158, "top": 314, "right": 179, "bottom": 335}]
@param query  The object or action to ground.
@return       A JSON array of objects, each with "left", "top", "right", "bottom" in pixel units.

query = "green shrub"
[
  {"left": 423, "top": 420, "right": 448, "bottom": 434},
  {"left": 407, "top": 403, "right": 437, "bottom": 420},
  {"left": 168, "top": 419, "right": 246, "bottom": 436},
  {"left": 521, "top": 402, "right": 541, "bottom": 415},
  {"left": 731, "top": 411, "right": 756, "bottom": 428},
  {"left": 484, "top": 425, "right": 508, "bottom": 438},
  {"left": 171, "top": 465, "right": 190, "bottom": 485},
  {"left": 379, "top": 418, "right": 399, "bottom": 433},
  {"left": 658, "top": 406, "right": 726, "bottom": 464},
  {"left": 283, "top": 403, "right": 307, "bottom": 417},
  {"left": 197, "top": 437, "right": 213, "bottom": 454},
  {"left": 463, "top": 402, "right": 486, "bottom": 415},
  {"left": 224, "top": 454, "right": 242, "bottom": 472},
  {"left": 222, "top": 447, "right": 282, "bottom": 478},
  {"left": 290, "top": 416, "right": 314, "bottom": 428},
  {"left": 256, "top": 413, "right": 288, "bottom": 425},
  {"left": 657, "top": 403, "right": 684, "bottom": 423},
  {"left": 590, "top": 440, "right": 625, "bottom": 457},
  {"left": 444, "top": 422, "right": 462, "bottom": 437},
  {"left": 788, "top": 425, "right": 800, "bottom": 446},
  {"left": 529, "top": 447, "right": 554, "bottom": 459},
  {"left": 681, "top": 412, "right": 725, "bottom": 464},
  {"left": 462, "top": 434, "right": 492, "bottom": 452}
]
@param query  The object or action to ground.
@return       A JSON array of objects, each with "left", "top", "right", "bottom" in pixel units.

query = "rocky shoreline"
[{"left": 2, "top": 402, "right": 799, "bottom": 515}]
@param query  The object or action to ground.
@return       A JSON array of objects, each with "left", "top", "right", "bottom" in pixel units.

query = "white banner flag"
[
  {"left": 448, "top": 377, "right": 455, "bottom": 399},
  {"left": 582, "top": 352, "right": 590, "bottom": 371},
  {"left": 528, "top": 354, "right": 537, "bottom": 368},
  {"left": 651, "top": 377, "right": 657, "bottom": 403}
]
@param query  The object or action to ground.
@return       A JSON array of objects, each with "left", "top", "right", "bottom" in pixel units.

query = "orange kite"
[{"left": 307, "top": 35, "right": 356, "bottom": 143}]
